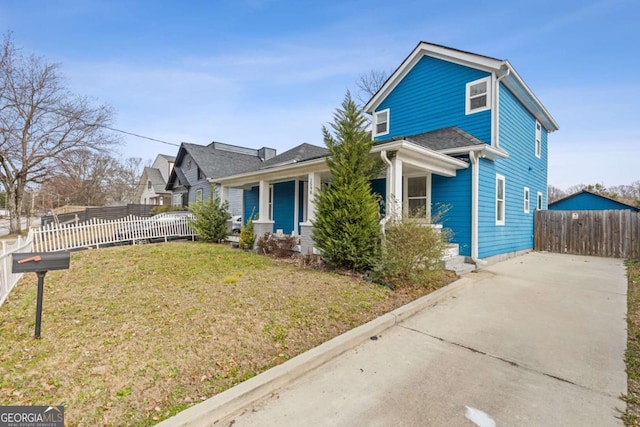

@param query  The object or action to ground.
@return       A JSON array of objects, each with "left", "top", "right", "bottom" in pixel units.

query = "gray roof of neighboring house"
[
  {"left": 376, "top": 126, "right": 486, "bottom": 151},
  {"left": 143, "top": 167, "right": 170, "bottom": 193},
  {"left": 181, "top": 143, "right": 264, "bottom": 178},
  {"left": 260, "top": 143, "right": 329, "bottom": 169}
]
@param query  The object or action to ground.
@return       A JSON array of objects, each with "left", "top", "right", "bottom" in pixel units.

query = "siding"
[
  {"left": 376, "top": 55, "right": 492, "bottom": 144},
  {"left": 244, "top": 186, "right": 259, "bottom": 224},
  {"left": 477, "top": 83, "right": 548, "bottom": 258},
  {"left": 432, "top": 168, "right": 472, "bottom": 256},
  {"left": 549, "top": 192, "right": 639, "bottom": 211}
]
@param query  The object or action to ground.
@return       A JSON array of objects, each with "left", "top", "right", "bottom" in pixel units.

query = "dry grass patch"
[
  {"left": 0, "top": 242, "right": 453, "bottom": 426},
  {"left": 624, "top": 258, "right": 640, "bottom": 426}
]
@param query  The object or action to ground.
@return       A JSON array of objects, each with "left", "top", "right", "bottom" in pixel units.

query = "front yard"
[{"left": 0, "top": 242, "right": 450, "bottom": 426}]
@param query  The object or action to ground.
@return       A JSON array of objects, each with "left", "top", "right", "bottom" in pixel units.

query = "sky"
[{"left": 1, "top": 0, "right": 638, "bottom": 190}]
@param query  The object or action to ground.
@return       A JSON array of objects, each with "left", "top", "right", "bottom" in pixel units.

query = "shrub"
[
  {"left": 150, "top": 205, "right": 188, "bottom": 215},
  {"left": 376, "top": 218, "right": 449, "bottom": 288},
  {"left": 188, "top": 196, "right": 229, "bottom": 242},
  {"left": 256, "top": 232, "right": 299, "bottom": 258},
  {"left": 312, "top": 91, "right": 382, "bottom": 271},
  {"left": 239, "top": 216, "right": 256, "bottom": 250}
]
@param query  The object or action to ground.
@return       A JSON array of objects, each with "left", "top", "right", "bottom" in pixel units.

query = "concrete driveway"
[{"left": 176, "top": 252, "right": 628, "bottom": 426}]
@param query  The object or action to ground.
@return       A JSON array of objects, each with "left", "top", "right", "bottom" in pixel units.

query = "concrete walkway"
[{"left": 166, "top": 252, "right": 628, "bottom": 426}]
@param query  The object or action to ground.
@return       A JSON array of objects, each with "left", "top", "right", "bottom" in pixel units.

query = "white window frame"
[
  {"left": 523, "top": 187, "right": 530, "bottom": 213},
  {"left": 466, "top": 76, "right": 491, "bottom": 115},
  {"left": 172, "top": 193, "right": 182, "bottom": 207},
  {"left": 373, "top": 108, "right": 390, "bottom": 137},
  {"left": 496, "top": 174, "right": 506, "bottom": 226},
  {"left": 404, "top": 175, "right": 431, "bottom": 219},
  {"left": 268, "top": 185, "right": 274, "bottom": 220},
  {"left": 535, "top": 121, "right": 542, "bottom": 158},
  {"left": 195, "top": 188, "right": 203, "bottom": 203},
  {"left": 537, "top": 192, "right": 543, "bottom": 210}
]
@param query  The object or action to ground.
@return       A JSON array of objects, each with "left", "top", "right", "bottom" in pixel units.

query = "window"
[
  {"left": 407, "top": 176, "right": 429, "bottom": 218},
  {"left": 195, "top": 188, "right": 203, "bottom": 203},
  {"left": 373, "top": 109, "right": 390, "bottom": 137},
  {"left": 147, "top": 181, "right": 152, "bottom": 190},
  {"left": 523, "top": 187, "right": 530, "bottom": 213},
  {"left": 535, "top": 121, "right": 542, "bottom": 158},
  {"left": 466, "top": 77, "right": 491, "bottom": 114},
  {"left": 496, "top": 174, "right": 505, "bottom": 225},
  {"left": 187, "top": 159, "right": 192, "bottom": 169},
  {"left": 537, "top": 192, "right": 543, "bottom": 210},
  {"left": 197, "top": 168, "right": 205, "bottom": 180},
  {"left": 172, "top": 194, "right": 182, "bottom": 207}
]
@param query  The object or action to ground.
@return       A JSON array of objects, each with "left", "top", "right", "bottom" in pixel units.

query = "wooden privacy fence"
[
  {"left": 534, "top": 210, "right": 640, "bottom": 258},
  {"left": 29, "top": 216, "right": 196, "bottom": 252},
  {"left": 0, "top": 235, "right": 33, "bottom": 307}
]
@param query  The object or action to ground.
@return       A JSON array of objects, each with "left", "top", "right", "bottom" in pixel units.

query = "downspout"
[
  {"left": 380, "top": 150, "right": 393, "bottom": 236},
  {"left": 494, "top": 67, "right": 511, "bottom": 148},
  {"left": 470, "top": 151, "right": 487, "bottom": 266}
]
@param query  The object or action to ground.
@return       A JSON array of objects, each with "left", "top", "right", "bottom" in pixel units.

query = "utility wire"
[{"left": 99, "top": 125, "right": 180, "bottom": 147}]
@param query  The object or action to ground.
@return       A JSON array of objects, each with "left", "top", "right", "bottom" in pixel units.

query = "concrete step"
[
  {"left": 442, "top": 243, "right": 459, "bottom": 261},
  {"left": 445, "top": 255, "right": 476, "bottom": 275}
]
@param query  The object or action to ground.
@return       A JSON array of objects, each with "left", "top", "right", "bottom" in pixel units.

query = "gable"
[{"left": 365, "top": 41, "right": 559, "bottom": 133}]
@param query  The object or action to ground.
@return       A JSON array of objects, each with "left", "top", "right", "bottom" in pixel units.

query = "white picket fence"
[
  {"left": 0, "top": 235, "right": 34, "bottom": 307},
  {"left": 29, "top": 215, "right": 197, "bottom": 252}
]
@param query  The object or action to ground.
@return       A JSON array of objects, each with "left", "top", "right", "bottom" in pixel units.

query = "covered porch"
[{"left": 214, "top": 141, "right": 470, "bottom": 255}]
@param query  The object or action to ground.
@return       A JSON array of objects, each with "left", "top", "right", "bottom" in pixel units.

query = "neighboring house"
[
  {"left": 137, "top": 154, "right": 176, "bottom": 205},
  {"left": 165, "top": 141, "right": 276, "bottom": 215},
  {"left": 214, "top": 41, "right": 559, "bottom": 263},
  {"left": 549, "top": 190, "right": 640, "bottom": 212}
]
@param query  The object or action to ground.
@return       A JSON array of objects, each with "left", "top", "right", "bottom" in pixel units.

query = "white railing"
[
  {"left": 30, "top": 215, "right": 196, "bottom": 252},
  {"left": 0, "top": 235, "right": 34, "bottom": 307}
]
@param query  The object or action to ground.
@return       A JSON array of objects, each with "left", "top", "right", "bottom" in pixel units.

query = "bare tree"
[
  {"left": 0, "top": 35, "right": 118, "bottom": 232},
  {"left": 547, "top": 185, "right": 566, "bottom": 203},
  {"left": 355, "top": 69, "right": 390, "bottom": 107},
  {"left": 108, "top": 157, "right": 143, "bottom": 204}
]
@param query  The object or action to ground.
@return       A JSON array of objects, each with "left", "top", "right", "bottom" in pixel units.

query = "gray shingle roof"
[
  {"left": 260, "top": 143, "right": 329, "bottom": 169},
  {"left": 181, "top": 143, "right": 264, "bottom": 179},
  {"left": 143, "top": 167, "right": 169, "bottom": 193},
  {"left": 376, "top": 126, "right": 487, "bottom": 151}
]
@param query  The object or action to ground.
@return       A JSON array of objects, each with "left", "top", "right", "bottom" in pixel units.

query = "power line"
[{"left": 100, "top": 125, "right": 180, "bottom": 147}]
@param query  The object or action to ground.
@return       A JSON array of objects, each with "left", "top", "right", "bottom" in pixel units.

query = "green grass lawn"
[{"left": 0, "top": 242, "right": 450, "bottom": 426}]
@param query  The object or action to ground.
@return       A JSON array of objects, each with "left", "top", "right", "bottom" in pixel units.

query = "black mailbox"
[
  {"left": 12, "top": 251, "right": 71, "bottom": 339},
  {"left": 12, "top": 251, "right": 70, "bottom": 273}
]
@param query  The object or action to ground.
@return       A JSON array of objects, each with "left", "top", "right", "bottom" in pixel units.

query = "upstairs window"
[
  {"left": 523, "top": 187, "right": 530, "bottom": 213},
  {"left": 197, "top": 168, "right": 205, "bottom": 180},
  {"left": 496, "top": 174, "right": 505, "bottom": 225},
  {"left": 147, "top": 181, "right": 152, "bottom": 190},
  {"left": 535, "top": 121, "right": 542, "bottom": 158},
  {"left": 466, "top": 76, "right": 491, "bottom": 114},
  {"left": 373, "top": 109, "right": 390, "bottom": 137},
  {"left": 195, "top": 188, "right": 203, "bottom": 203}
]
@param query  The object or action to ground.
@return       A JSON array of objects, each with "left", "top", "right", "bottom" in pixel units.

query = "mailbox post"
[{"left": 12, "top": 251, "right": 70, "bottom": 339}]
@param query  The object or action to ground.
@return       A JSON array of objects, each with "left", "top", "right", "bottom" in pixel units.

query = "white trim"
[
  {"left": 301, "top": 181, "right": 308, "bottom": 222},
  {"left": 293, "top": 180, "right": 299, "bottom": 234},
  {"left": 496, "top": 174, "right": 506, "bottom": 226},
  {"left": 535, "top": 120, "right": 542, "bottom": 158},
  {"left": 438, "top": 144, "right": 509, "bottom": 160},
  {"left": 373, "top": 108, "right": 390, "bottom": 137},
  {"left": 268, "top": 185, "right": 274, "bottom": 221},
  {"left": 537, "top": 191, "right": 543, "bottom": 210},
  {"left": 466, "top": 76, "right": 492, "bottom": 115},
  {"left": 470, "top": 152, "right": 480, "bottom": 259},
  {"left": 404, "top": 175, "right": 431, "bottom": 218},
  {"left": 523, "top": 187, "right": 530, "bottom": 213},
  {"left": 195, "top": 188, "right": 203, "bottom": 203}
]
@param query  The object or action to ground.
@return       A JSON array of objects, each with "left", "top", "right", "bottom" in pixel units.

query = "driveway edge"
[{"left": 157, "top": 277, "right": 473, "bottom": 427}]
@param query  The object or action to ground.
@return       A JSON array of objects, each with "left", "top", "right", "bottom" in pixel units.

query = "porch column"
[
  {"left": 306, "top": 172, "right": 321, "bottom": 222},
  {"left": 388, "top": 157, "right": 403, "bottom": 219},
  {"left": 258, "top": 180, "right": 270, "bottom": 221},
  {"left": 300, "top": 172, "right": 322, "bottom": 255},
  {"left": 220, "top": 184, "right": 229, "bottom": 206}
]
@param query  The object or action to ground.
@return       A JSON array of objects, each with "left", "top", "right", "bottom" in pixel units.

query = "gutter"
[
  {"left": 469, "top": 151, "right": 487, "bottom": 266},
  {"left": 379, "top": 150, "right": 393, "bottom": 236}
]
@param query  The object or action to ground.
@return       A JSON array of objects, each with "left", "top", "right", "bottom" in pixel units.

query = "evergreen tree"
[
  {"left": 189, "top": 196, "right": 229, "bottom": 242},
  {"left": 312, "top": 91, "right": 382, "bottom": 271}
]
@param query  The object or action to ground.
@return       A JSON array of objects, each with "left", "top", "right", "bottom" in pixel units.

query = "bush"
[
  {"left": 239, "top": 216, "right": 255, "bottom": 250},
  {"left": 150, "top": 205, "right": 188, "bottom": 215},
  {"left": 376, "top": 219, "right": 449, "bottom": 288},
  {"left": 256, "top": 232, "right": 299, "bottom": 258},
  {"left": 188, "top": 197, "right": 229, "bottom": 242}
]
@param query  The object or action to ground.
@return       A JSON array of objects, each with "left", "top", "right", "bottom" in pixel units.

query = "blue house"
[
  {"left": 214, "top": 42, "right": 559, "bottom": 264},
  {"left": 549, "top": 190, "right": 640, "bottom": 212}
]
